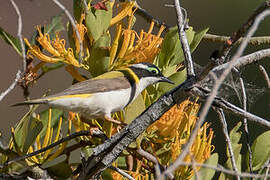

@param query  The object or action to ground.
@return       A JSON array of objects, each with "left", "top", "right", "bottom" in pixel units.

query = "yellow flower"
[
  {"left": 22, "top": 109, "right": 69, "bottom": 165},
  {"left": 24, "top": 26, "right": 80, "bottom": 67},
  {"left": 147, "top": 99, "right": 214, "bottom": 179},
  {"left": 110, "top": 9, "right": 165, "bottom": 69}
]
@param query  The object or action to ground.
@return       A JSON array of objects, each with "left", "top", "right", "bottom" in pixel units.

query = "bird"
[{"left": 12, "top": 62, "right": 174, "bottom": 124}]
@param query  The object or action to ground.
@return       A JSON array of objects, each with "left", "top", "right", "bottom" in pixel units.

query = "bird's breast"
[{"left": 48, "top": 88, "right": 132, "bottom": 118}]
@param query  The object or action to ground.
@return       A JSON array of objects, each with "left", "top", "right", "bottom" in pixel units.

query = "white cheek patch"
[{"left": 130, "top": 63, "right": 148, "bottom": 69}]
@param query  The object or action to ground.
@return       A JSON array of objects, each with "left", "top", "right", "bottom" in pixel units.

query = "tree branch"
[
  {"left": 4, "top": 131, "right": 91, "bottom": 166},
  {"left": 219, "top": 0, "right": 270, "bottom": 59},
  {"left": 174, "top": 0, "right": 195, "bottom": 77},
  {"left": 204, "top": 33, "right": 270, "bottom": 45},
  {"left": 216, "top": 108, "right": 240, "bottom": 180},
  {"left": 0, "top": 0, "right": 26, "bottom": 102}
]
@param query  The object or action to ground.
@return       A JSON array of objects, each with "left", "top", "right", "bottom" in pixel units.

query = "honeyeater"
[{"left": 13, "top": 62, "right": 174, "bottom": 124}]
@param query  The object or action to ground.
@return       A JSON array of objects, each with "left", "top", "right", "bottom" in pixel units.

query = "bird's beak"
[{"left": 159, "top": 76, "right": 175, "bottom": 84}]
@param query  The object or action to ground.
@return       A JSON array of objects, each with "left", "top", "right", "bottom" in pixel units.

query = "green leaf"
[
  {"left": 102, "top": 169, "right": 114, "bottom": 180},
  {"left": 46, "top": 159, "right": 72, "bottom": 179},
  {"left": 45, "top": 13, "right": 65, "bottom": 37},
  {"left": 39, "top": 108, "right": 64, "bottom": 138},
  {"left": 157, "top": 69, "right": 187, "bottom": 95},
  {"left": 88, "top": 33, "right": 111, "bottom": 77},
  {"left": 124, "top": 94, "right": 145, "bottom": 124},
  {"left": 190, "top": 27, "right": 209, "bottom": 52},
  {"left": 73, "top": 0, "right": 85, "bottom": 22},
  {"left": 31, "top": 13, "right": 64, "bottom": 46},
  {"left": 191, "top": 153, "right": 218, "bottom": 180},
  {"left": 157, "top": 26, "right": 195, "bottom": 69},
  {"left": 250, "top": 130, "right": 270, "bottom": 171},
  {"left": 85, "top": 2, "right": 112, "bottom": 41},
  {"left": 14, "top": 115, "right": 43, "bottom": 153},
  {"left": 0, "top": 27, "right": 22, "bottom": 55}
]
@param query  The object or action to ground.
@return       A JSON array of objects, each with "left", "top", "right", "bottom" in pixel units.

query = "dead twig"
[
  {"left": 204, "top": 33, "right": 270, "bottom": 45},
  {"left": 161, "top": 8, "right": 270, "bottom": 179},
  {"left": 0, "top": 0, "right": 26, "bottom": 102},
  {"left": 109, "top": 166, "right": 135, "bottom": 180},
  {"left": 174, "top": 0, "right": 195, "bottom": 77},
  {"left": 3, "top": 131, "right": 91, "bottom": 166},
  {"left": 216, "top": 108, "right": 240, "bottom": 180}
]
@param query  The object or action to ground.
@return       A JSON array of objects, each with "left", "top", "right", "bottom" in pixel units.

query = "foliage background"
[{"left": 0, "top": 0, "right": 269, "bottom": 173}]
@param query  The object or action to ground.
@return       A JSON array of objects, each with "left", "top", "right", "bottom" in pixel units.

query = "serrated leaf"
[
  {"left": 190, "top": 27, "right": 209, "bottom": 52},
  {"left": 250, "top": 130, "right": 270, "bottom": 171},
  {"left": 85, "top": 2, "right": 112, "bottom": 41},
  {"left": 0, "top": 27, "right": 22, "bottom": 55},
  {"left": 191, "top": 153, "right": 218, "bottom": 180},
  {"left": 88, "top": 33, "right": 111, "bottom": 77},
  {"left": 39, "top": 108, "right": 64, "bottom": 138},
  {"left": 124, "top": 94, "right": 145, "bottom": 124}
]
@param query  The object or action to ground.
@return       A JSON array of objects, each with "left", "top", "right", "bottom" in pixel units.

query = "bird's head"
[{"left": 129, "top": 62, "right": 174, "bottom": 90}]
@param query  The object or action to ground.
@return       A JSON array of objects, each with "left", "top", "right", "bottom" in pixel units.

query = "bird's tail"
[{"left": 11, "top": 99, "right": 48, "bottom": 107}]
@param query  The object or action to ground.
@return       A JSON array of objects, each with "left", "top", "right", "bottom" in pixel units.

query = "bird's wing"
[
  {"left": 11, "top": 71, "right": 130, "bottom": 106},
  {"left": 46, "top": 71, "right": 129, "bottom": 98}
]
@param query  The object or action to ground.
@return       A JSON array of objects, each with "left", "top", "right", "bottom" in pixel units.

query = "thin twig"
[
  {"left": 216, "top": 108, "right": 240, "bottom": 180},
  {"left": 214, "top": 48, "right": 270, "bottom": 72},
  {"left": 52, "top": 0, "right": 83, "bottom": 64},
  {"left": 259, "top": 65, "right": 270, "bottom": 91},
  {"left": 83, "top": 0, "right": 88, "bottom": 14},
  {"left": 174, "top": 0, "right": 195, "bottom": 77},
  {"left": 3, "top": 131, "right": 90, "bottom": 166},
  {"left": 0, "top": 0, "right": 26, "bottom": 102},
  {"left": 109, "top": 166, "right": 135, "bottom": 180},
  {"left": 238, "top": 74, "right": 253, "bottom": 174},
  {"left": 264, "top": 160, "right": 270, "bottom": 180},
  {"left": 191, "top": 156, "right": 200, "bottom": 180},
  {"left": 136, "top": 148, "right": 174, "bottom": 179},
  {"left": 0, "top": 71, "right": 21, "bottom": 102},
  {"left": 10, "top": 0, "right": 26, "bottom": 72},
  {"left": 161, "top": 9, "right": 270, "bottom": 179},
  {"left": 168, "top": 161, "right": 270, "bottom": 179},
  {"left": 219, "top": 0, "right": 270, "bottom": 59},
  {"left": 204, "top": 33, "right": 270, "bottom": 45}
]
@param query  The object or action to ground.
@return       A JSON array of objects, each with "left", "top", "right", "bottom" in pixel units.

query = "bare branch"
[
  {"left": 3, "top": 131, "right": 91, "bottom": 166},
  {"left": 191, "top": 157, "right": 200, "bottom": 180},
  {"left": 259, "top": 65, "right": 270, "bottom": 92},
  {"left": 52, "top": 0, "right": 83, "bottom": 64},
  {"left": 214, "top": 48, "right": 270, "bottom": 72},
  {"left": 204, "top": 33, "right": 270, "bottom": 45},
  {"left": 219, "top": 0, "right": 270, "bottom": 59},
  {"left": 169, "top": 161, "right": 270, "bottom": 179},
  {"left": 136, "top": 148, "right": 174, "bottom": 179},
  {"left": 0, "top": 70, "right": 21, "bottom": 102},
  {"left": 0, "top": 0, "right": 26, "bottom": 102},
  {"left": 161, "top": 9, "right": 270, "bottom": 178},
  {"left": 174, "top": 0, "right": 195, "bottom": 77},
  {"left": 10, "top": 0, "right": 26, "bottom": 72},
  {"left": 238, "top": 74, "right": 253, "bottom": 173},
  {"left": 109, "top": 166, "right": 135, "bottom": 180},
  {"left": 216, "top": 108, "right": 240, "bottom": 180}
]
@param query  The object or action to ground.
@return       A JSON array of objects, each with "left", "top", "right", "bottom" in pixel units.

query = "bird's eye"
[{"left": 148, "top": 67, "right": 159, "bottom": 74}]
